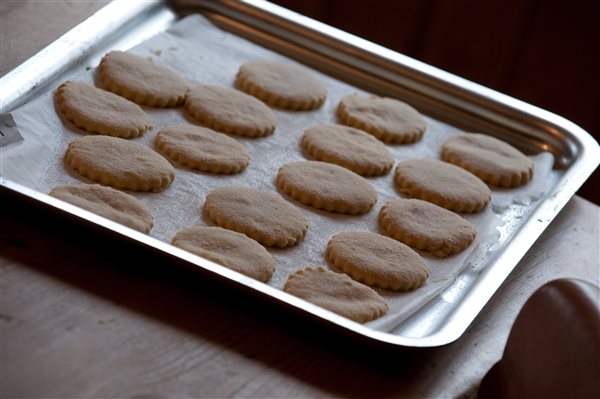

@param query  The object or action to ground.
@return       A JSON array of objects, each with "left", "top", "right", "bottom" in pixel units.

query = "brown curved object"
[{"left": 479, "top": 279, "right": 600, "bottom": 398}]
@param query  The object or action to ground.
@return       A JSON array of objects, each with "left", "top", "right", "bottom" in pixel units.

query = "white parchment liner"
[{"left": 1, "top": 15, "right": 560, "bottom": 331}]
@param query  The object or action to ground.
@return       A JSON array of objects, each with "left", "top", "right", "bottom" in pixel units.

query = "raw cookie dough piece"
[
  {"left": 184, "top": 85, "right": 277, "bottom": 137},
  {"left": 276, "top": 161, "right": 377, "bottom": 214},
  {"left": 301, "top": 124, "right": 394, "bottom": 176},
  {"left": 441, "top": 133, "right": 534, "bottom": 187},
  {"left": 379, "top": 199, "right": 477, "bottom": 257},
  {"left": 203, "top": 186, "right": 308, "bottom": 248},
  {"left": 99, "top": 51, "right": 189, "bottom": 107},
  {"left": 394, "top": 159, "right": 491, "bottom": 213},
  {"left": 236, "top": 60, "right": 327, "bottom": 110},
  {"left": 49, "top": 184, "right": 154, "bottom": 233},
  {"left": 55, "top": 81, "right": 153, "bottom": 139},
  {"left": 172, "top": 226, "right": 275, "bottom": 282},
  {"left": 326, "top": 231, "right": 429, "bottom": 290},
  {"left": 283, "top": 266, "right": 388, "bottom": 323},
  {"left": 65, "top": 135, "right": 175, "bottom": 192},
  {"left": 155, "top": 124, "right": 250, "bottom": 174},
  {"left": 337, "top": 93, "right": 426, "bottom": 144}
]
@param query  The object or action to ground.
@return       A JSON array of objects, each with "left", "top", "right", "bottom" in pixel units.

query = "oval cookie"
[
  {"left": 283, "top": 266, "right": 388, "bottom": 323},
  {"left": 184, "top": 85, "right": 277, "bottom": 137},
  {"left": 394, "top": 159, "right": 491, "bottom": 213},
  {"left": 301, "top": 124, "right": 394, "bottom": 176},
  {"left": 276, "top": 161, "right": 377, "bottom": 214},
  {"left": 172, "top": 226, "right": 275, "bottom": 282},
  {"left": 55, "top": 81, "right": 153, "bottom": 139},
  {"left": 99, "top": 51, "right": 189, "bottom": 107},
  {"left": 236, "top": 60, "right": 327, "bottom": 110},
  {"left": 49, "top": 184, "right": 154, "bottom": 233},
  {"left": 65, "top": 135, "right": 175, "bottom": 192},
  {"left": 155, "top": 124, "right": 250, "bottom": 174},
  {"left": 326, "top": 232, "right": 429, "bottom": 291},
  {"left": 379, "top": 199, "right": 477, "bottom": 257},
  {"left": 337, "top": 93, "right": 426, "bottom": 144},
  {"left": 203, "top": 186, "right": 308, "bottom": 248},
  {"left": 441, "top": 133, "right": 534, "bottom": 187}
]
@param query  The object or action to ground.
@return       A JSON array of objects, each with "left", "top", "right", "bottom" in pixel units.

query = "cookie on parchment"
[
  {"left": 441, "top": 133, "right": 534, "bottom": 187},
  {"left": 203, "top": 186, "right": 308, "bottom": 248},
  {"left": 326, "top": 231, "right": 429, "bottom": 291},
  {"left": 184, "top": 85, "right": 277, "bottom": 137},
  {"left": 65, "top": 135, "right": 175, "bottom": 192},
  {"left": 379, "top": 199, "right": 477, "bottom": 257},
  {"left": 55, "top": 81, "right": 152, "bottom": 139},
  {"left": 276, "top": 161, "right": 377, "bottom": 214},
  {"left": 155, "top": 124, "right": 250, "bottom": 174},
  {"left": 301, "top": 124, "right": 394, "bottom": 176},
  {"left": 283, "top": 266, "right": 388, "bottom": 323},
  {"left": 172, "top": 226, "right": 275, "bottom": 282},
  {"left": 99, "top": 51, "right": 189, "bottom": 107},
  {"left": 394, "top": 159, "right": 491, "bottom": 213},
  {"left": 337, "top": 93, "right": 426, "bottom": 144},
  {"left": 236, "top": 60, "right": 327, "bottom": 110},
  {"left": 49, "top": 184, "right": 154, "bottom": 233}
]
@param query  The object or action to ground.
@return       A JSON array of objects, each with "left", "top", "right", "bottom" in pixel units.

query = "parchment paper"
[{"left": 1, "top": 15, "right": 560, "bottom": 331}]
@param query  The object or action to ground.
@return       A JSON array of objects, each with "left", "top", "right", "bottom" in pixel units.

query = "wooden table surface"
[{"left": 1, "top": 2, "right": 599, "bottom": 398}]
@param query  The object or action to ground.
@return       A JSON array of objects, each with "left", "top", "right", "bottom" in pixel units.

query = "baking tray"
[{"left": 1, "top": 0, "right": 598, "bottom": 348}]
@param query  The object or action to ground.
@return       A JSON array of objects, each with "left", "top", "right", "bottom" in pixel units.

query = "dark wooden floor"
[{"left": 273, "top": 0, "right": 600, "bottom": 204}]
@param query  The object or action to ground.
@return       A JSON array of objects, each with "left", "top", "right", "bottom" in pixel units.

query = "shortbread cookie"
[
  {"left": 65, "top": 135, "right": 175, "bottom": 192},
  {"left": 99, "top": 51, "right": 189, "bottom": 107},
  {"left": 172, "top": 226, "right": 275, "bottom": 282},
  {"left": 441, "top": 133, "right": 534, "bottom": 187},
  {"left": 284, "top": 266, "right": 388, "bottom": 323},
  {"left": 301, "top": 124, "right": 394, "bottom": 176},
  {"left": 337, "top": 93, "right": 426, "bottom": 144},
  {"left": 155, "top": 124, "right": 250, "bottom": 174},
  {"left": 55, "top": 81, "right": 153, "bottom": 138},
  {"left": 184, "top": 85, "right": 277, "bottom": 137},
  {"left": 276, "top": 161, "right": 377, "bottom": 214},
  {"left": 379, "top": 199, "right": 477, "bottom": 257},
  {"left": 236, "top": 60, "right": 327, "bottom": 110},
  {"left": 326, "top": 231, "right": 429, "bottom": 290},
  {"left": 394, "top": 159, "right": 491, "bottom": 213},
  {"left": 203, "top": 186, "right": 308, "bottom": 247},
  {"left": 49, "top": 184, "right": 154, "bottom": 233}
]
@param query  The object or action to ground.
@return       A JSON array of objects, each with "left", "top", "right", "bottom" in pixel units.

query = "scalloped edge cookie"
[
  {"left": 379, "top": 199, "right": 477, "bottom": 257},
  {"left": 155, "top": 124, "right": 250, "bottom": 174},
  {"left": 99, "top": 51, "right": 189, "bottom": 107},
  {"left": 203, "top": 186, "right": 308, "bottom": 248},
  {"left": 394, "top": 159, "right": 491, "bottom": 213},
  {"left": 65, "top": 135, "right": 175, "bottom": 192},
  {"left": 301, "top": 123, "right": 394, "bottom": 176},
  {"left": 49, "top": 184, "right": 154, "bottom": 233},
  {"left": 236, "top": 60, "right": 327, "bottom": 110},
  {"left": 337, "top": 93, "right": 426, "bottom": 144},
  {"left": 441, "top": 133, "right": 534, "bottom": 187},
  {"left": 283, "top": 266, "right": 388, "bottom": 323},
  {"left": 326, "top": 231, "right": 429, "bottom": 290},
  {"left": 172, "top": 226, "right": 275, "bottom": 282},
  {"left": 55, "top": 81, "right": 153, "bottom": 138},
  {"left": 276, "top": 161, "right": 377, "bottom": 214},
  {"left": 184, "top": 85, "right": 277, "bottom": 137}
]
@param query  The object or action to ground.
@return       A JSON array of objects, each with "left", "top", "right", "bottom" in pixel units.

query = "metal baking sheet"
[{"left": 1, "top": 0, "right": 598, "bottom": 348}]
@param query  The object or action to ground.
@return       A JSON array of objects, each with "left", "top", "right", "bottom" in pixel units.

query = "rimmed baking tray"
[{"left": 1, "top": 0, "right": 598, "bottom": 348}]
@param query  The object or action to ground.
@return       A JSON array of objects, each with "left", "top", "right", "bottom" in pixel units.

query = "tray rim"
[{"left": 0, "top": 0, "right": 598, "bottom": 348}]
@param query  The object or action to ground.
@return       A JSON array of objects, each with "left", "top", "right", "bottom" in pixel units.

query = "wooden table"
[{"left": 1, "top": 2, "right": 599, "bottom": 398}]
